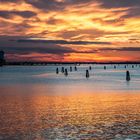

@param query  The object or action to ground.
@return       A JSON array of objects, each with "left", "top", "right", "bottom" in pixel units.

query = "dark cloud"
[
  {"left": 0, "top": 10, "right": 37, "bottom": 19},
  {"left": 24, "top": 0, "right": 140, "bottom": 10},
  {"left": 0, "top": 36, "right": 111, "bottom": 57},
  {"left": 18, "top": 39, "right": 111, "bottom": 45},
  {"left": 84, "top": 47, "right": 140, "bottom": 53},
  {"left": 100, "top": 47, "right": 140, "bottom": 52},
  {"left": 0, "top": 36, "right": 140, "bottom": 62},
  {"left": 0, "top": 36, "right": 139, "bottom": 56},
  {"left": 99, "top": 0, "right": 140, "bottom": 8},
  {"left": 99, "top": 0, "right": 140, "bottom": 18},
  {"left": 24, "top": 0, "right": 140, "bottom": 19},
  {"left": 0, "top": 36, "right": 79, "bottom": 58},
  {"left": 0, "top": 37, "right": 75, "bottom": 55},
  {"left": 25, "top": 0, "right": 64, "bottom": 11},
  {"left": 1, "top": 0, "right": 139, "bottom": 19},
  {"left": 25, "top": 0, "right": 93, "bottom": 11},
  {"left": 1, "top": 45, "right": 74, "bottom": 55},
  {"left": 0, "top": 36, "right": 109, "bottom": 56},
  {"left": 0, "top": 0, "right": 19, "bottom": 2},
  {"left": 69, "top": 47, "right": 140, "bottom": 54},
  {"left": 122, "top": 7, "right": 140, "bottom": 18}
]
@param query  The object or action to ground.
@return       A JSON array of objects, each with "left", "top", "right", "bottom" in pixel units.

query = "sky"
[{"left": 0, "top": 0, "right": 140, "bottom": 62}]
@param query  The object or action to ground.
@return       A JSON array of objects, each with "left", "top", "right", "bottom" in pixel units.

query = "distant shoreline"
[{"left": 2, "top": 61, "right": 140, "bottom": 66}]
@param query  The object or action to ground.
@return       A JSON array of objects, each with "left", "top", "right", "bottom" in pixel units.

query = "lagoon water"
[{"left": 0, "top": 64, "right": 140, "bottom": 140}]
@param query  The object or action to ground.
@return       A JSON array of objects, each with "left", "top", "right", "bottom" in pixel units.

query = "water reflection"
[
  {"left": 0, "top": 65, "right": 140, "bottom": 139},
  {"left": 0, "top": 92, "right": 140, "bottom": 139}
]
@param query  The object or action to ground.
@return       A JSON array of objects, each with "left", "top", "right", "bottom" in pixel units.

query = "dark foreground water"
[{"left": 0, "top": 64, "right": 140, "bottom": 140}]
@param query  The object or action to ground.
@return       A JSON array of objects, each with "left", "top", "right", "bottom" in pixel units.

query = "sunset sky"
[{"left": 0, "top": 0, "right": 140, "bottom": 62}]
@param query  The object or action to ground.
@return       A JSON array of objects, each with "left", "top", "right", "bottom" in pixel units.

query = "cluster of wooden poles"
[
  {"left": 56, "top": 66, "right": 77, "bottom": 77},
  {"left": 55, "top": 64, "right": 137, "bottom": 81}
]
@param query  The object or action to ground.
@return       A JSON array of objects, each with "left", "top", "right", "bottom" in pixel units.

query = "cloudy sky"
[{"left": 0, "top": 0, "right": 140, "bottom": 62}]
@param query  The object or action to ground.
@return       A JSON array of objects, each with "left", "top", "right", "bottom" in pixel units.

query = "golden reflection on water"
[{"left": 0, "top": 92, "right": 140, "bottom": 139}]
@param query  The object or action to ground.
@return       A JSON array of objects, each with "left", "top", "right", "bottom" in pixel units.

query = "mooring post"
[
  {"left": 74, "top": 66, "right": 77, "bottom": 71},
  {"left": 70, "top": 66, "right": 72, "bottom": 72},
  {"left": 56, "top": 67, "right": 59, "bottom": 74},
  {"left": 86, "top": 70, "right": 89, "bottom": 78},
  {"left": 89, "top": 66, "right": 92, "bottom": 70},
  {"left": 61, "top": 67, "right": 64, "bottom": 73},
  {"left": 64, "top": 68, "right": 68, "bottom": 76},
  {"left": 126, "top": 70, "right": 130, "bottom": 81},
  {"left": 104, "top": 66, "right": 106, "bottom": 70}
]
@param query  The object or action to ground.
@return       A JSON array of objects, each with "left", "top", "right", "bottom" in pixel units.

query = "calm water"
[{"left": 0, "top": 64, "right": 140, "bottom": 140}]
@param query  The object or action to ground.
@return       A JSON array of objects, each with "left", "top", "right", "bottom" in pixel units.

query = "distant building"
[
  {"left": 0, "top": 51, "right": 5, "bottom": 66},
  {"left": 0, "top": 51, "right": 4, "bottom": 60}
]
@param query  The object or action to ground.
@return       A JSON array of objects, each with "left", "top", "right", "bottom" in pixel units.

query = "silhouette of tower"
[{"left": 0, "top": 50, "right": 5, "bottom": 66}]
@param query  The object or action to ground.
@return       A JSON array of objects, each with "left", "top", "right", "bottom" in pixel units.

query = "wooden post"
[
  {"left": 104, "top": 66, "right": 106, "bottom": 70},
  {"left": 89, "top": 66, "right": 92, "bottom": 70},
  {"left": 86, "top": 70, "right": 89, "bottom": 78},
  {"left": 56, "top": 68, "right": 59, "bottom": 74},
  {"left": 126, "top": 71, "right": 130, "bottom": 81},
  {"left": 64, "top": 69, "right": 68, "bottom": 76},
  {"left": 74, "top": 66, "right": 77, "bottom": 71},
  {"left": 61, "top": 67, "right": 64, "bottom": 73},
  {"left": 70, "top": 66, "right": 72, "bottom": 72}
]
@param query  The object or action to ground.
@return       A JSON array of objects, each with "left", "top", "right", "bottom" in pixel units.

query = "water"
[{"left": 0, "top": 64, "right": 140, "bottom": 140}]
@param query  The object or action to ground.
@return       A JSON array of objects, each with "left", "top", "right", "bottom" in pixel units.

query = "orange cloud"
[{"left": 0, "top": 0, "right": 140, "bottom": 62}]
